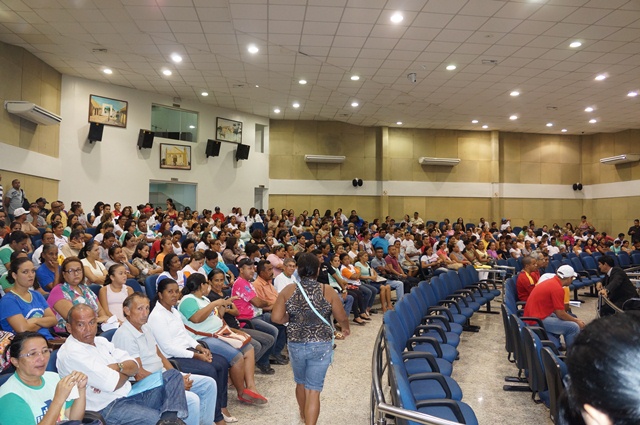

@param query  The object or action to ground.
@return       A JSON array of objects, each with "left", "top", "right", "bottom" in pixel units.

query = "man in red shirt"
[
  {"left": 211, "top": 206, "right": 225, "bottom": 222},
  {"left": 516, "top": 256, "right": 539, "bottom": 301},
  {"left": 523, "top": 265, "right": 585, "bottom": 348}
]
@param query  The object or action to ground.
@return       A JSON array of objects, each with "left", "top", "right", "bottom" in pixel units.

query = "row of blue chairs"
[{"left": 380, "top": 266, "right": 503, "bottom": 424}]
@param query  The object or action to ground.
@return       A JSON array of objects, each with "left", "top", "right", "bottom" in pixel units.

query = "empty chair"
[
  {"left": 404, "top": 292, "right": 461, "bottom": 348},
  {"left": 442, "top": 271, "right": 483, "bottom": 312},
  {"left": 431, "top": 276, "right": 475, "bottom": 319},
  {"left": 415, "top": 282, "right": 464, "bottom": 335},
  {"left": 385, "top": 323, "right": 453, "bottom": 377},
  {"left": 522, "top": 327, "right": 556, "bottom": 406},
  {"left": 461, "top": 266, "right": 501, "bottom": 297},
  {"left": 541, "top": 347, "right": 567, "bottom": 424}
]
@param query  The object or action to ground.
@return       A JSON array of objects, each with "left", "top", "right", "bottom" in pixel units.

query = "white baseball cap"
[
  {"left": 557, "top": 265, "right": 577, "bottom": 279},
  {"left": 13, "top": 207, "right": 27, "bottom": 217}
]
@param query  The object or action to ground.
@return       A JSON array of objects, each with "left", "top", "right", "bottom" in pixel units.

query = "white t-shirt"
[
  {"left": 274, "top": 272, "right": 298, "bottom": 293},
  {"left": 81, "top": 258, "right": 106, "bottom": 283}
]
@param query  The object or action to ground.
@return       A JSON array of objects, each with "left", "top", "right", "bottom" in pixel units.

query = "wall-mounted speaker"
[
  {"left": 137, "top": 129, "right": 155, "bottom": 150},
  {"left": 352, "top": 178, "right": 363, "bottom": 187},
  {"left": 88, "top": 122, "right": 104, "bottom": 143},
  {"left": 236, "top": 144, "right": 250, "bottom": 160},
  {"left": 206, "top": 139, "right": 221, "bottom": 158},
  {"left": 572, "top": 182, "right": 583, "bottom": 191}
]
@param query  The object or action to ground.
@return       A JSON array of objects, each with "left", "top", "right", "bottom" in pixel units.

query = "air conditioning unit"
[
  {"left": 304, "top": 155, "right": 346, "bottom": 164},
  {"left": 4, "top": 101, "right": 62, "bottom": 125},
  {"left": 418, "top": 157, "right": 461, "bottom": 166},
  {"left": 599, "top": 154, "right": 640, "bottom": 165}
]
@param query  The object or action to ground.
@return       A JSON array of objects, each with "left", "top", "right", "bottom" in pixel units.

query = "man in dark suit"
[
  {"left": 596, "top": 256, "right": 637, "bottom": 316},
  {"left": 629, "top": 219, "right": 640, "bottom": 244}
]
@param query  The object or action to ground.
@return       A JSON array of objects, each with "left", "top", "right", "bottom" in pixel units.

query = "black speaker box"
[
  {"left": 88, "top": 122, "right": 104, "bottom": 142},
  {"left": 206, "top": 139, "right": 221, "bottom": 157},
  {"left": 236, "top": 144, "right": 250, "bottom": 160},
  {"left": 137, "top": 130, "right": 155, "bottom": 149}
]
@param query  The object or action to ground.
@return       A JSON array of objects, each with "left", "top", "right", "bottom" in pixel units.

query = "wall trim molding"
[{"left": 269, "top": 179, "right": 639, "bottom": 200}]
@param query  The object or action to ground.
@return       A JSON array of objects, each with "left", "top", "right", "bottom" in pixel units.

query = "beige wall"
[
  {"left": 0, "top": 41, "right": 61, "bottom": 158},
  {"left": 270, "top": 195, "right": 381, "bottom": 221},
  {"left": 1, "top": 170, "right": 59, "bottom": 209},
  {"left": 581, "top": 130, "right": 640, "bottom": 184}
]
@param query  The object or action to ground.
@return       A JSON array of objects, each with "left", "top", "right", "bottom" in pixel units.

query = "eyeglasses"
[
  {"left": 64, "top": 268, "right": 83, "bottom": 275},
  {"left": 19, "top": 348, "right": 53, "bottom": 359}
]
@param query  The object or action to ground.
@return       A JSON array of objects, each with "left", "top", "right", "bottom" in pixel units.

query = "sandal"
[
  {"left": 334, "top": 331, "right": 345, "bottom": 340},
  {"left": 360, "top": 315, "right": 372, "bottom": 321},
  {"left": 353, "top": 318, "right": 366, "bottom": 326},
  {"left": 238, "top": 389, "right": 268, "bottom": 405}
]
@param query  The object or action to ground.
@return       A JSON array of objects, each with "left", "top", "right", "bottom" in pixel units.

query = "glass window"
[{"left": 151, "top": 104, "right": 198, "bottom": 142}]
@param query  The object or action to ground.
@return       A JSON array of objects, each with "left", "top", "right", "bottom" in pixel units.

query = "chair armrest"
[
  {"left": 423, "top": 314, "right": 452, "bottom": 332},
  {"left": 428, "top": 306, "right": 454, "bottom": 322},
  {"left": 408, "top": 372, "right": 453, "bottom": 399},
  {"left": 414, "top": 400, "right": 465, "bottom": 424},
  {"left": 542, "top": 341, "right": 559, "bottom": 354},
  {"left": 438, "top": 299, "right": 462, "bottom": 314},
  {"left": 415, "top": 324, "right": 447, "bottom": 343},
  {"left": 401, "top": 351, "right": 440, "bottom": 373},
  {"left": 406, "top": 336, "right": 443, "bottom": 357}
]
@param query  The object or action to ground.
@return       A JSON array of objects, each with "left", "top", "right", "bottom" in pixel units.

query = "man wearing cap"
[
  {"left": 26, "top": 201, "right": 46, "bottom": 228},
  {"left": 523, "top": 265, "right": 585, "bottom": 348},
  {"left": 596, "top": 256, "right": 637, "bottom": 316},
  {"left": 212, "top": 207, "right": 225, "bottom": 222},
  {"left": 35, "top": 197, "right": 50, "bottom": 219},
  {"left": 12, "top": 207, "right": 39, "bottom": 237}
]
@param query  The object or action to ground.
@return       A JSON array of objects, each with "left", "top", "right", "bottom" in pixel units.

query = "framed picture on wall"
[
  {"left": 88, "top": 94, "right": 128, "bottom": 128},
  {"left": 216, "top": 117, "right": 242, "bottom": 143},
  {"left": 160, "top": 143, "right": 191, "bottom": 170}
]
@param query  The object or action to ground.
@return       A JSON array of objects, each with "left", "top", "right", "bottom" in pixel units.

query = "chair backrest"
[
  {"left": 508, "top": 314, "right": 528, "bottom": 372},
  {"left": 125, "top": 278, "right": 143, "bottom": 293},
  {"left": 567, "top": 252, "right": 577, "bottom": 259},
  {"left": 552, "top": 253, "right": 563, "bottom": 262},
  {"left": 0, "top": 373, "right": 10, "bottom": 386},
  {"left": 501, "top": 303, "right": 515, "bottom": 360},
  {"left": 250, "top": 222, "right": 266, "bottom": 234},
  {"left": 227, "top": 264, "right": 240, "bottom": 278},
  {"left": 46, "top": 349, "right": 58, "bottom": 372},
  {"left": 541, "top": 347, "right": 568, "bottom": 424},
  {"left": 592, "top": 251, "right": 602, "bottom": 260},
  {"left": 144, "top": 275, "right": 159, "bottom": 300},
  {"left": 504, "top": 277, "right": 519, "bottom": 313},
  {"left": 522, "top": 327, "right": 549, "bottom": 400},
  {"left": 383, "top": 310, "right": 410, "bottom": 347},
  {"left": 85, "top": 227, "right": 98, "bottom": 237},
  {"left": 507, "top": 258, "right": 522, "bottom": 273},
  {"left": 101, "top": 329, "right": 117, "bottom": 341},
  {"left": 582, "top": 255, "right": 598, "bottom": 271},
  {"left": 513, "top": 226, "right": 522, "bottom": 235},
  {"left": 632, "top": 252, "right": 640, "bottom": 266},
  {"left": 618, "top": 252, "right": 631, "bottom": 267},
  {"left": 570, "top": 257, "right": 585, "bottom": 272},
  {"left": 605, "top": 252, "right": 620, "bottom": 267}
]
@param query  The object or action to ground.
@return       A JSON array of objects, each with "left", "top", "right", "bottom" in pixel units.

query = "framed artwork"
[
  {"left": 160, "top": 143, "right": 191, "bottom": 170},
  {"left": 216, "top": 117, "right": 242, "bottom": 143},
  {"left": 88, "top": 94, "right": 128, "bottom": 128}
]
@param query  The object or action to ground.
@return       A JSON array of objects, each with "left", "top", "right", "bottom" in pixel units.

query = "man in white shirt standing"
[
  {"left": 113, "top": 293, "right": 217, "bottom": 425},
  {"left": 56, "top": 304, "right": 188, "bottom": 425}
]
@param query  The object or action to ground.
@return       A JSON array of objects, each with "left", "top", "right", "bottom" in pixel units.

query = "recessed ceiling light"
[
  {"left": 298, "top": 79, "right": 307, "bottom": 85},
  {"left": 628, "top": 91, "right": 638, "bottom": 97},
  {"left": 247, "top": 44, "right": 259, "bottom": 54},
  {"left": 595, "top": 74, "right": 606, "bottom": 81},
  {"left": 471, "top": 120, "right": 478, "bottom": 124},
  {"left": 585, "top": 107, "right": 594, "bottom": 112},
  {"left": 292, "top": 102, "right": 300, "bottom": 108},
  {"left": 396, "top": 121, "right": 403, "bottom": 125},
  {"left": 170, "top": 53, "right": 182, "bottom": 63},
  {"left": 510, "top": 91, "right": 520, "bottom": 97},
  {"left": 162, "top": 69, "right": 172, "bottom": 76},
  {"left": 189, "top": 125, "right": 195, "bottom": 129},
  {"left": 509, "top": 115, "right": 518, "bottom": 120},
  {"left": 255, "top": 85, "right": 259, "bottom": 88},
  {"left": 102, "top": 68, "right": 112, "bottom": 75},
  {"left": 273, "top": 108, "right": 281, "bottom": 113},
  {"left": 589, "top": 119, "right": 597, "bottom": 123},
  {"left": 201, "top": 91, "right": 208, "bottom": 96},
  {"left": 390, "top": 12, "right": 403, "bottom": 23},
  {"left": 351, "top": 102, "right": 359, "bottom": 107},
  {"left": 446, "top": 64, "right": 456, "bottom": 71},
  {"left": 482, "top": 125, "right": 489, "bottom": 129},
  {"left": 561, "top": 129, "right": 567, "bottom": 132},
  {"left": 546, "top": 123, "right": 553, "bottom": 127},
  {"left": 350, "top": 75, "right": 360, "bottom": 81},
  {"left": 569, "top": 41, "right": 582, "bottom": 48}
]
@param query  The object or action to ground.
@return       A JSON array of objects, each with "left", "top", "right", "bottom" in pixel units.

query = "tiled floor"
[{"left": 229, "top": 294, "right": 599, "bottom": 425}]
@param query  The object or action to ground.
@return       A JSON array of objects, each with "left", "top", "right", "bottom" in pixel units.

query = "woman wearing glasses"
[
  {"left": 0, "top": 257, "right": 57, "bottom": 340},
  {"left": 47, "top": 257, "right": 110, "bottom": 332},
  {"left": 0, "top": 332, "right": 89, "bottom": 424}
]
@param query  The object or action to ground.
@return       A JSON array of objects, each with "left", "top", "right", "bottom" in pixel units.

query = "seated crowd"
[{"left": 0, "top": 198, "right": 639, "bottom": 424}]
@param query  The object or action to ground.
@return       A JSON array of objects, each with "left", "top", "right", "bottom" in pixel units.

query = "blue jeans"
[
  {"left": 359, "top": 283, "right": 377, "bottom": 309},
  {"left": 243, "top": 327, "right": 275, "bottom": 364},
  {"left": 171, "top": 354, "right": 229, "bottom": 424},
  {"left": 288, "top": 341, "right": 333, "bottom": 392},
  {"left": 99, "top": 369, "right": 188, "bottom": 425},
  {"left": 253, "top": 313, "right": 287, "bottom": 359},
  {"left": 198, "top": 336, "right": 252, "bottom": 366},
  {"left": 184, "top": 373, "right": 217, "bottom": 425},
  {"left": 342, "top": 294, "right": 354, "bottom": 317},
  {"left": 542, "top": 313, "right": 581, "bottom": 348},
  {"left": 370, "top": 280, "right": 404, "bottom": 300}
]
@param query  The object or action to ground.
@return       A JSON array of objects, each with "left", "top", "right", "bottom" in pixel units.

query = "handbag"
[{"left": 184, "top": 323, "right": 251, "bottom": 349}]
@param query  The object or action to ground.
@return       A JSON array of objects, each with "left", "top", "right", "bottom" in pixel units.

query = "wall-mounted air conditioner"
[
  {"left": 418, "top": 157, "right": 461, "bottom": 166},
  {"left": 4, "top": 101, "right": 62, "bottom": 125},
  {"left": 304, "top": 155, "right": 346, "bottom": 164},
  {"left": 599, "top": 154, "right": 640, "bottom": 165}
]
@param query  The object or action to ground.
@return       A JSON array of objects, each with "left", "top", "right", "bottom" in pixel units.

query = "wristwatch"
[
  {"left": 342, "top": 290, "right": 347, "bottom": 294},
  {"left": 117, "top": 362, "right": 124, "bottom": 373}
]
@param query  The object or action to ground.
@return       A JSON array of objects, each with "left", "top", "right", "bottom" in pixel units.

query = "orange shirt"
[{"left": 253, "top": 276, "right": 278, "bottom": 304}]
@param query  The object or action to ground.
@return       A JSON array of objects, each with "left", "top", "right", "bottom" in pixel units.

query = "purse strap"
[{"left": 183, "top": 324, "right": 214, "bottom": 338}]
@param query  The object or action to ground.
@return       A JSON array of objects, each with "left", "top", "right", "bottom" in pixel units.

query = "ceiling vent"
[
  {"left": 418, "top": 157, "right": 460, "bottom": 166},
  {"left": 304, "top": 155, "right": 345, "bottom": 164},
  {"left": 4, "top": 101, "right": 62, "bottom": 125},
  {"left": 600, "top": 154, "right": 640, "bottom": 165}
]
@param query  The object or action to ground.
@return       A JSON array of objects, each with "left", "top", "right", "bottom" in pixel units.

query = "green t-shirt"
[
  {"left": 0, "top": 246, "right": 14, "bottom": 276},
  {"left": 0, "top": 372, "right": 73, "bottom": 425}
]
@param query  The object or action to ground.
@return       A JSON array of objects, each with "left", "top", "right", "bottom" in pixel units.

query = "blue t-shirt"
[
  {"left": 371, "top": 236, "right": 390, "bottom": 254},
  {"left": 0, "top": 290, "right": 53, "bottom": 339},
  {"left": 35, "top": 266, "right": 57, "bottom": 292}
]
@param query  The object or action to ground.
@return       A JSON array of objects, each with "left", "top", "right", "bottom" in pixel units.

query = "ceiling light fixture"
[
  {"left": 396, "top": 121, "right": 403, "bottom": 125},
  {"left": 274, "top": 108, "right": 281, "bottom": 113},
  {"left": 351, "top": 102, "right": 359, "bottom": 107},
  {"left": 162, "top": 69, "right": 172, "bottom": 76},
  {"left": 201, "top": 91, "right": 208, "bottom": 96},
  {"left": 446, "top": 64, "right": 456, "bottom": 71},
  {"left": 102, "top": 68, "right": 112, "bottom": 75},
  {"left": 595, "top": 74, "right": 606, "bottom": 81},
  {"left": 569, "top": 41, "right": 582, "bottom": 48},
  {"left": 482, "top": 125, "right": 489, "bottom": 129},
  {"left": 170, "top": 53, "right": 182, "bottom": 63},
  {"left": 350, "top": 75, "right": 360, "bottom": 81},
  {"left": 546, "top": 123, "right": 553, "bottom": 127},
  {"left": 390, "top": 12, "right": 403, "bottom": 23},
  {"left": 561, "top": 129, "right": 567, "bottom": 132},
  {"left": 298, "top": 79, "right": 307, "bottom": 85},
  {"left": 589, "top": 119, "right": 597, "bottom": 123},
  {"left": 509, "top": 115, "right": 518, "bottom": 120},
  {"left": 255, "top": 85, "right": 259, "bottom": 88},
  {"left": 247, "top": 44, "right": 259, "bottom": 54},
  {"left": 628, "top": 91, "right": 638, "bottom": 97},
  {"left": 292, "top": 102, "right": 300, "bottom": 108},
  {"left": 510, "top": 91, "right": 520, "bottom": 97},
  {"left": 471, "top": 120, "right": 478, "bottom": 124},
  {"left": 585, "top": 107, "right": 594, "bottom": 112}
]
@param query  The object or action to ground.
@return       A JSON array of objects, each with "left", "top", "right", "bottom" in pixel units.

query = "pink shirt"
[
  {"left": 266, "top": 253, "right": 284, "bottom": 278},
  {"left": 232, "top": 277, "right": 258, "bottom": 321}
]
